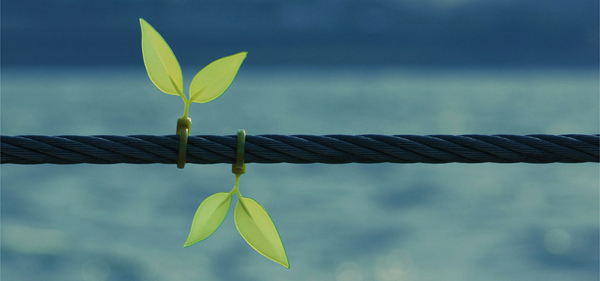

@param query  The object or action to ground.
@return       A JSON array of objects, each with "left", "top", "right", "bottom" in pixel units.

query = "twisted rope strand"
[{"left": 1, "top": 134, "right": 598, "bottom": 165}]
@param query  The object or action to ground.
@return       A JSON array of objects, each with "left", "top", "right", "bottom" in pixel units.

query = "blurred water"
[{"left": 1, "top": 66, "right": 599, "bottom": 280}]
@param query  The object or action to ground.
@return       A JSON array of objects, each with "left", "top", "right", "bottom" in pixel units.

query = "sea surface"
[{"left": 1, "top": 66, "right": 599, "bottom": 280}]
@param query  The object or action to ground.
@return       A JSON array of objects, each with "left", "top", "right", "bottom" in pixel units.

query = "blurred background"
[
  {"left": 2, "top": 0, "right": 598, "bottom": 66},
  {"left": 2, "top": 0, "right": 599, "bottom": 281}
]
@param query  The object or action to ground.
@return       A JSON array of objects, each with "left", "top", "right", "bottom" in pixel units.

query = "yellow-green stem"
[
  {"left": 183, "top": 103, "right": 190, "bottom": 119},
  {"left": 232, "top": 173, "right": 251, "bottom": 216}
]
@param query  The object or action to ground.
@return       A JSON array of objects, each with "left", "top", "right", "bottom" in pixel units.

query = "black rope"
[{"left": 1, "top": 134, "right": 598, "bottom": 165}]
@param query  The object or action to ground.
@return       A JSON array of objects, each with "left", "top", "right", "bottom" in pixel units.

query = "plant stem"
[
  {"left": 182, "top": 103, "right": 190, "bottom": 119},
  {"left": 232, "top": 173, "right": 251, "bottom": 216}
]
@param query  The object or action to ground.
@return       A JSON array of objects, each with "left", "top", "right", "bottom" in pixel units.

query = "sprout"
[
  {"left": 140, "top": 18, "right": 246, "bottom": 120},
  {"left": 140, "top": 18, "right": 247, "bottom": 168},
  {"left": 185, "top": 173, "right": 290, "bottom": 268}
]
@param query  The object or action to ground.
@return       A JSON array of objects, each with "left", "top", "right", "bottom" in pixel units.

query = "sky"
[{"left": 2, "top": 0, "right": 598, "bottom": 66}]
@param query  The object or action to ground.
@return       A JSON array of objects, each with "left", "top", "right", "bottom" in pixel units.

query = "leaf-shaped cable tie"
[
  {"left": 182, "top": 129, "right": 289, "bottom": 267},
  {"left": 139, "top": 18, "right": 247, "bottom": 169}
]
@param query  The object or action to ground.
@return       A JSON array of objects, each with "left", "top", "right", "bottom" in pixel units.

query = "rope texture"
[{"left": 1, "top": 134, "right": 598, "bottom": 165}]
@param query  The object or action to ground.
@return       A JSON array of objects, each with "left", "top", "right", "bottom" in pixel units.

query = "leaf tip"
[
  {"left": 183, "top": 237, "right": 196, "bottom": 248},
  {"left": 275, "top": 249, "right": 290, "bottom": 268},
  {"left": 233, "top": 51, "right": 248, "bottom": 62}
]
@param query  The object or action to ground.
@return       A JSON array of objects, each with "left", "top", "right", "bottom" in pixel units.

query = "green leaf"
[
  {"left": 184, "top": 192, "right": 232, "bottom": 247},
  {"left": 188, "top": 52, "right": 247, "bottom": 104},
  {"left": 140, "top": 18, "right": 185, "bottom": 100},
  {"left": 234, "top": 196, "right": 289, "bottom": 268}
]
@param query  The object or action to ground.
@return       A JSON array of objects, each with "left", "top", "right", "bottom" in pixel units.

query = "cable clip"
[
  {"left": 184, "top": 128, "right": 289, "bottom": 268},
  {"left": 232, "top": 129, "right": 246, "bottom": 175},
  {"left": 176, "top": 117, "right": 192, "bottom": 169}
]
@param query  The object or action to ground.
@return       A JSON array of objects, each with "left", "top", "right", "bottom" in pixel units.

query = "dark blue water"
[{"left": 2, "top": 66, "right": 598, "bottom": 280}]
